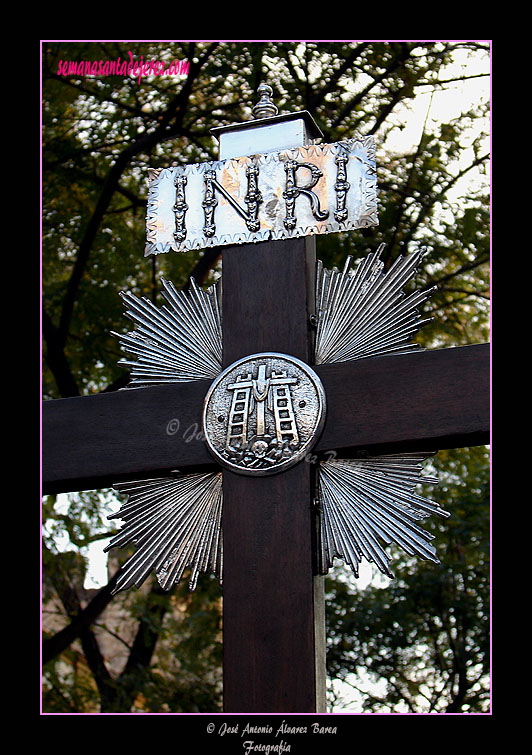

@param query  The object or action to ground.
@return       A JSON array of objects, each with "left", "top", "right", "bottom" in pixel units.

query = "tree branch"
[
  {"left": 43, "top": 550, "right": 115, "bottom": 702},
  {"left": 383, "top": 91, "right": 434, "bottom": 265},
  {"left": 42, "top": 569, "right": 121, "bottom": 665},
  {"left": 404, "top": 152, "right": 490, "bottom": 250},
  {"left": 42, "top": 306, "right": 80, "bottom": 398},
  {"left": 54, "top": 44, "right": 212, "bottom": 352},
  {"left": 428, "top": 256, "right": 490, "bottom": 290},
  {"left": 307, "top": 43, "right": 369, "bottom": 112},
  {"left": 332, "top": 44, "right": 414, "bottom": 129}
]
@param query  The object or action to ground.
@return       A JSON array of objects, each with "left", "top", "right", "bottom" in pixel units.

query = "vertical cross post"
[
  {"left": 214, "top": 88, "right": 327, "bottom": 712},
  {"left": 222, "top": 237, "right": 326, "bottom": 713}
]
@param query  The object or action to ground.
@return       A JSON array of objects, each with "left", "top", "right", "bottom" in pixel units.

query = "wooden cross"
[{"left": 42, "top": 91, "right": 489, "bottom": 714}]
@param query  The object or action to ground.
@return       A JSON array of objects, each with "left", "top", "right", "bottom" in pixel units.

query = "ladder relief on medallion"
[{"left": 224, "top": 362, "right": 300, "bottom": 469}]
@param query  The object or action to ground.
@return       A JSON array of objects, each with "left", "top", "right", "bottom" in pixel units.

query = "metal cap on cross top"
[{"left": 210, "top": 82, "right": 323, "bottom": 158}]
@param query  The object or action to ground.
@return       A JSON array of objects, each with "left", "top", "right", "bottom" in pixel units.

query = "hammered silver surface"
[
  {"left": 145, "top": 137, "right": 377, "bottom": 255},
  {"left": 203, "top": 352, "right": 326, "bottom": 476}
]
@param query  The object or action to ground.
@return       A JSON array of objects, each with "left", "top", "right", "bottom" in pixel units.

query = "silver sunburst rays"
[
  {"left": 314, "top": 244, "right": 435, "bottom": 364},
  {"left": 105, "top": 473, "right": 223, "bottom": 593},
  {"left": 313, "top": 244, "right": 449, "bottom": 579},
  {"left": 111, "top": 276, "right": 222, "bottom": 385},
  {"left": 107, "top": 245, "right": 449, "bottom": 594},
  {"left": 317, "top": 455, "right": 447, "bottom": 579}
]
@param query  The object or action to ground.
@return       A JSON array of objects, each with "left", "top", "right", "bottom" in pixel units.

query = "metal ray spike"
[
  {"left": 314, "top": 246, "right": 434, "bottom": 365},
  {"left": 105, "top": 472, "right": 223, "bottom": 594},
  {"left": 316, "top": 454, "right": 446, "bottom": 579},
  {"left": 113, "top": 277, "right": 223, "bottom": 386}
]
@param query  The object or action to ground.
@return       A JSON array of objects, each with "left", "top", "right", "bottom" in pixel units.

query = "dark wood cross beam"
[
  {"left": 42, "top": 235, "right": 489, "bottom": 712},
  {"left": 42, "top": 299, "right": 489, "bottom": 498}
]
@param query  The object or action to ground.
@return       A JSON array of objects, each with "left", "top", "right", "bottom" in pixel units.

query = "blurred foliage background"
[{"left": 41, "top": 40, "right": 490, "bottom": 713}]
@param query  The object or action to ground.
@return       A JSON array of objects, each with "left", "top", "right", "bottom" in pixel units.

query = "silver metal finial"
[{"left": 252, "top": 83, "right": 278, "bottom": 119}]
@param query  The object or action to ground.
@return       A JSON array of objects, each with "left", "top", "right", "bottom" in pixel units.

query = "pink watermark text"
[{"left": 56, "top": 51, "right": 190, "bottom": 85}]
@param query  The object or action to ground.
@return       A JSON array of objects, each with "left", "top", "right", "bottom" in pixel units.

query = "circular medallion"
[{"left": 202, "top": 352, "right": 326, "bottom": 476}]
